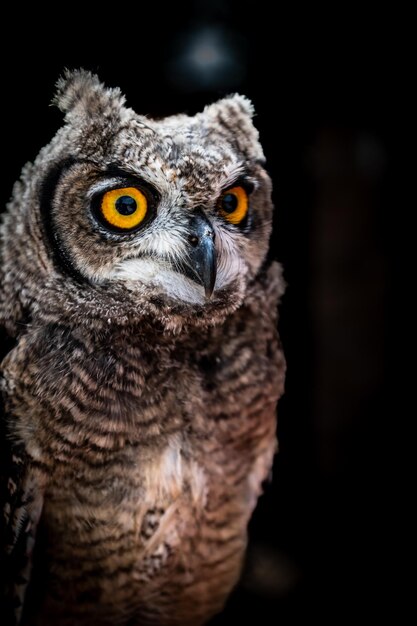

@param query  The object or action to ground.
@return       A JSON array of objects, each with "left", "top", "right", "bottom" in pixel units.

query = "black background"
[{"left": 1, "top": 2, "right": 401, "bottom": 622}]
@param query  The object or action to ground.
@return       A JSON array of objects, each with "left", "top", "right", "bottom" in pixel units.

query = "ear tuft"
[
  {"left": 227, "top": 93, "right": 256, "bottom": 118},
  {"left": 203, "top": 94, "right": 263, "bottom": 161},
  {"left": 53, "top": 69, "right": 126, "bottom": 121},
  {"left": 204, "top": 93, "right": 256, "bottom": 121}
]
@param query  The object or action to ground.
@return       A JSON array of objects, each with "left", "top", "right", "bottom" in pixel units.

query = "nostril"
[{"left": 188, "top": 234, "right": 199, "bottom": 247}]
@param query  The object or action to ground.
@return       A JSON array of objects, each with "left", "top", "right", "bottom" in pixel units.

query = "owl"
[{"left": 0, "top": 70, "right": 285, "bottom": 625}]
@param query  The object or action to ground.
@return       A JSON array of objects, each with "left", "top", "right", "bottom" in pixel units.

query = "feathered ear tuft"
[
  {"left": 53, "top": 69, "right": 126, "bottom": 122},
  {"left": 204, "top": 93, "right": 256, "bottom": 123},
  {"left": 203, "top": 94, "right": 264, "bottom": 161}
]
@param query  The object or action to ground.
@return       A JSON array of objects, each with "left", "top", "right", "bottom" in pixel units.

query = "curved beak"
[{"left": 182, "top": 209, "right": 217, "bottom": 299}]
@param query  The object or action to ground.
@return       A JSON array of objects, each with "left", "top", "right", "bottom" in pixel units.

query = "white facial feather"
[
  {"left": 114, "top": 258, "right": 206, "bottom": 304},
  {"left": 214, "top": 225, "right": 247, "bottom": 288},
  {"left": 110, "top": 222, "right": 247, "bottom": 304}
]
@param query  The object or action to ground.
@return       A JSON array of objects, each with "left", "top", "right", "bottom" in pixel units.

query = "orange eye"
[
  {"left": 100, "top": 187, "right": 148, "bottom": 231},
  {"left": 218, "top": 186, "right": 249, "bottom": 225}
]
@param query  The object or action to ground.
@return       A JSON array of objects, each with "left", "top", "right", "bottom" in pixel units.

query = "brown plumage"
[{"left": 0, "top": 70, "right": 285, "bottom": 625}]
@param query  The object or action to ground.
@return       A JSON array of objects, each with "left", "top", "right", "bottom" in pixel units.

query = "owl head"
[{"left": 1, "top": 70, "right": 276, "bottom": 333}]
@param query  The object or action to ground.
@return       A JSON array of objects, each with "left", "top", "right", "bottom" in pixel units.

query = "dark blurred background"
[{"left": 2, "top": 2, "right": 400, "bottom": 622}]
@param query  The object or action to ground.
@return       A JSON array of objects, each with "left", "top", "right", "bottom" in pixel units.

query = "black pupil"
[
  {"left": 222, "top": 193, "right": 238, "bottom": 213},
  {"left": 115, "top": 195, "right": 137, "bottom": 216}
]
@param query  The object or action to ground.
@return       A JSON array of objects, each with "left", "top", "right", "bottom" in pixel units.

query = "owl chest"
[
  {"left": 39, "top": 434, "right": 254, "bottom": 625},
  {"left": 4, "top": 321, "right": 280, "bottom": 622},
  {"left": 13, "top": 325, "right": 277, "bottom": 453}
]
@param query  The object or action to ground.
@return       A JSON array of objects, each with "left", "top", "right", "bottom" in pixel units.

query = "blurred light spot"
[
  {"left": 168, "top": 26, "right": 246, "bottom": 91},
  {"left": 193, "top": 41, "right": 222, "bottom": 67}
]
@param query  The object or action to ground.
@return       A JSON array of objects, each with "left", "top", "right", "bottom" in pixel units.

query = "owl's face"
[{"left": 3, "top": 71, "right": 274, "bottom": 330}]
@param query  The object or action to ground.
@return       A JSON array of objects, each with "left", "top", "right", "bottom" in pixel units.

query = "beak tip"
[{"left": 204, "top": 275, "right": 216, "bottom": 300}]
